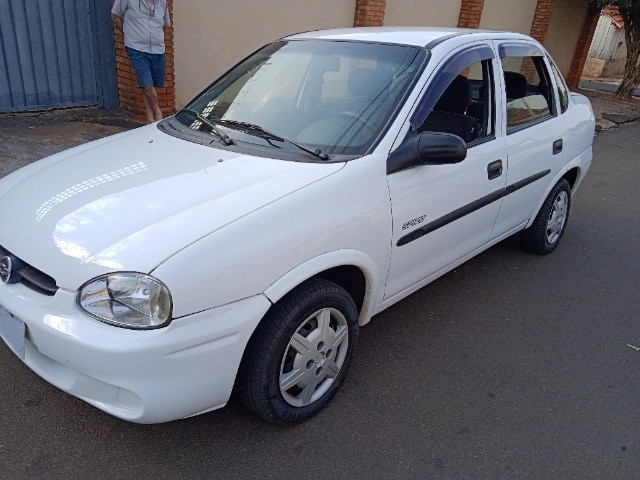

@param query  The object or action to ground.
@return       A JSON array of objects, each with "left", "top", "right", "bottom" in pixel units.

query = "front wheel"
[
  {"left": 520, "top": 178, "right": 571, "bottom": 254},
  {"left": 237, "top": 278, "right": 359, "bottom": 424}
]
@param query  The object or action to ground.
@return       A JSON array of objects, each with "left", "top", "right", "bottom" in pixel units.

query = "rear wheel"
[
  {"left": 520, "top": 178, "right": 571, "bottom": 254},
  {"left": 238, "top": 277, "right": 358, "bottom": 424}
]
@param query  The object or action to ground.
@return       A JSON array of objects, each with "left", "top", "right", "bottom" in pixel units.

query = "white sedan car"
[{"left": 0, "top": 27, "right": 594, "bottom": 424}]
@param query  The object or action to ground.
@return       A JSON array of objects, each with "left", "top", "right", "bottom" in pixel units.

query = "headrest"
[
  {"left": 504, "top": 71, "right": 528, "bottom": 100},
  {"left": 348, "top": 68, "right": 386, "bottom": 98},
  {"left": 434, "top": 75, "right": 471, "bottom": 114}
]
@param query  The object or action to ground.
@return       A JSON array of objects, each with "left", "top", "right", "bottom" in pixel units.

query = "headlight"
[{"left": 77, "top": 272, "right": 172, "bottom": 329}]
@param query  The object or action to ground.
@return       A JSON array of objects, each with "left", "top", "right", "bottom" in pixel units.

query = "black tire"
[
  {"left": 237, "top": 277, "right": 359, "bottom": 424},
  {"left": 520, "top": 178, "right": 571, "bottom": 255}
]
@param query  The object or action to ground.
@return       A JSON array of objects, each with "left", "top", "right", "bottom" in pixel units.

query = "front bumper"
[{"left": 0, "top": 281, "right": 271, "bottom": 423}]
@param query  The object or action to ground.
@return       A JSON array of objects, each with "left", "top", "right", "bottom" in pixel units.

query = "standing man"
[{"left": 111, "top": 0, "right": 171, "bottom": 123}]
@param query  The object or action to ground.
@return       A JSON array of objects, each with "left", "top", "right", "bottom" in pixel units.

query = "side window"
[
  {"left": 416, "top": 58, "right": 495, "bottom": 145},
  {"left": 501, "top": 55, "right": 555, "bottom": 131},
  {"left": 550, "top": 61, "right": 569, "bottom": 113}
]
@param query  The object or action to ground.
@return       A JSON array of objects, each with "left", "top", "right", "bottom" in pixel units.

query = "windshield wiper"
[
  {"left": 216, "top": 119, "right": 329, "bottom": 161},
  {"left": 178, "top": 109, "right": 234, "bottom": 146}
]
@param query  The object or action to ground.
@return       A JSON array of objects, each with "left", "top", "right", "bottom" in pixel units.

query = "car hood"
[{"left": 0, "top": 125, "right": 344, "bottom": 290}]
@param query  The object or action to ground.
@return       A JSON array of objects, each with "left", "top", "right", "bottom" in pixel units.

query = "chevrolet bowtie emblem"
[{"left": 0, "top": 256, "right": 14, "bottom": 284}]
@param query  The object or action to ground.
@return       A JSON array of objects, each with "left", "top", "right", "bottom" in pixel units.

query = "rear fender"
[{"left": 525, "top": 147, "right": 591, "bottom": 229}]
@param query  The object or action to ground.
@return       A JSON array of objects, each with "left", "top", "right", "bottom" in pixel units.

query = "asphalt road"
[{"left": 1, "top": 123, "right": 639, "bottom": 479}]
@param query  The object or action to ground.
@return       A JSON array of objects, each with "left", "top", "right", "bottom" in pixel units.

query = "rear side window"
[
  {"left": 550, "top": 62, "right": 569, "bottom": 113},
  {"left": 500, "top": 54, "right": 555, "bottom": 131}
]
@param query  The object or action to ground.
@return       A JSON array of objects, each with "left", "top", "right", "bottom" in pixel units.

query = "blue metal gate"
[{"left": 0, "top": 0, "right": 118, "bottom": 112}]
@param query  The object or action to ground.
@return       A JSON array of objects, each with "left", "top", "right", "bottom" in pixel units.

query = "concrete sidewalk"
[{"left": 1, "top": 87, "right": 638, "bottom": 179}]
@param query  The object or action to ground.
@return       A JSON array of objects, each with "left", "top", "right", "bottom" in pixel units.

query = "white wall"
[
  {"left": 173, "top": 0, "right": 356, "bottom": 108},
  {"left": 479, "top": 0, "right": 537, "bottom": 34},
  {"left": 545, "top": 0, "right": 589, "bottom": 77},
  {"left": 384, "top": 0, "right": 462, "bottom": 27},
  {"left": 173, "top": 0, "right": 591, "bottom": 105}
]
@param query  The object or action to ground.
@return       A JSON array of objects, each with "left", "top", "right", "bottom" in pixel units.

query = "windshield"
[{"left": 179, "top": 40, "right": 426, "bottom": 157}]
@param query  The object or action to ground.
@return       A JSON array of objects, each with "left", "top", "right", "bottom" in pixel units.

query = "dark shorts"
[{"left": 126, "top": 47, "right": 166, "bottom": 88}]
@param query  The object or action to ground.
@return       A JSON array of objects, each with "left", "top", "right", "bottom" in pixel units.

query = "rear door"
[{"left": 491, "top": 43, "right": 567, "bottom": 236}]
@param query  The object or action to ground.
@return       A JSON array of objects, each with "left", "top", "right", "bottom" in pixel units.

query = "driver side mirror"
[{"left": 387, "top": 131, "right": 467, "bottom": 175}]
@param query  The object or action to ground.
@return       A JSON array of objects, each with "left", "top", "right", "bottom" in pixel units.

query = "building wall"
[
  {"left": 479, "top": 0, "right": 538, "bottom": 34},
  {"left": 354, "top": 0, "right": 386, "bottom": 27},
  {"left": 384, "top": 0, "right": 462, "bottom": 27},
  {"left": 173, "top": 0, "right": 356, "bottom": 108},
  {"left": 157, "top": 0, "right": 597, "bottom": 113},
  {"left": 544, "top": 0, "right": 589, "bottom": 77}
]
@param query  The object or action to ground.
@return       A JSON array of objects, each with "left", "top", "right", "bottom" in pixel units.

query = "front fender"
[
  {"left": 151, "top": 155, "right": 392, "bottom": 318},
  {"left": 263, "top": 249, "right": 381, "bottom": 326}
]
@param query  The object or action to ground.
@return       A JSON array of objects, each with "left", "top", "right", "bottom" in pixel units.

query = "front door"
[{"left": 384, "top": 45, "right": 507, "bottom": 303}]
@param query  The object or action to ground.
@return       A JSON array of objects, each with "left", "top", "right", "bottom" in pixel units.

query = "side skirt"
[{"left": 377, "top": 222, "right": 527, "bottom": 313}]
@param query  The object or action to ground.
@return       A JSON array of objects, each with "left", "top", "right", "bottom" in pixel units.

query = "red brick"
[
  {"left": 566, "top": 3, "right": 599, "bottom": 88},
  {"left": 529, "top": 0, "right": 555, "bottom": 43},
  {"left": 457, "top": 0, "right": 485, "bottom": 29},
  {"left": 353, "top": 0, "right": 386, "bottom": 27}
]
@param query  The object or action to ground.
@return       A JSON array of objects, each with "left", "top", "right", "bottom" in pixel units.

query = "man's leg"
[
  {"left": 126, "top": 48, "right": 162, "bottom": 123},
  {"left": 142, "top": 85, "right": 163, "bottom": 123}
]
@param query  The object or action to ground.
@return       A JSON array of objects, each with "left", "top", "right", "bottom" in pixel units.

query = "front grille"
[{"left": 0, "top": 245, "right": 58, "bottom": 296}]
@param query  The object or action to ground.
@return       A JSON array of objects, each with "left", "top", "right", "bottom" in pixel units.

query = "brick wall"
[
  {"left": 566, "top": 2, "right": 599, "bottom": 88},
  {"left": 457, "top": 0, "right": 485, "bottom": 29},
  {"left": 353, "top": 0, "right": 386, "bottom": 27},
  {"left": 529, "top": 0, "right": 555, "bottom": 42},
  {"left": 113, "top": 0, "right": 176, "bottom": 120},
  {"left": 521, "top": 0, "right": 556, "bottom": 83}
]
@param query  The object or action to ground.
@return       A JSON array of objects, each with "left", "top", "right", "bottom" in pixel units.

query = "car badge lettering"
[{"left": 402, "top": 215, "right": 427, "bottom": 230}]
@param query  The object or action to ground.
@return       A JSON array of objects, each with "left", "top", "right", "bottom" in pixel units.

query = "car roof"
[{"left": 283, "top": 27, "right": 531, "bottom": 48}]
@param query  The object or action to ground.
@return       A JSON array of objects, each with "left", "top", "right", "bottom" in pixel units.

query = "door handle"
[
  {"left": 487, "top": 160, "right": 503, "bottom": 180},
  {"left": 553, "top": 139, "right": 563, "bottom": 155}
]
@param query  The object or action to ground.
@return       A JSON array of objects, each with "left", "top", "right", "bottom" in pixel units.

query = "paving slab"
[
  {"left": 601, "top": 112, "right": 640, "bottom": 124},
  {"left": 577, "top": 87, "right": 640, "bottom": 133}
]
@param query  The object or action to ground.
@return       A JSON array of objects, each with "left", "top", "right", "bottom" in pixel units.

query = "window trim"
[
  {"left": 479, "top": 57, "right": 496, "bottom": 139},
  {"left": 498, "top": 43, "right": 543, "bottom": 59},
  {"left": 410, "top": 44, "right": 495, "bottom": 133},
  {"left": 549, "top": 59, "right": 570, "bottom": 114},
  {"left": 506, "top": 113, "right": 555, "bottom": 135},
  {"left": 467, "top": 134, "right": 497, "bottom": 149},
  {"left": 501, "top": 53, "right": 557, "bottom": 134},
  {"left": 532, "top": 55, "right": 557, "bottom": 117}
]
